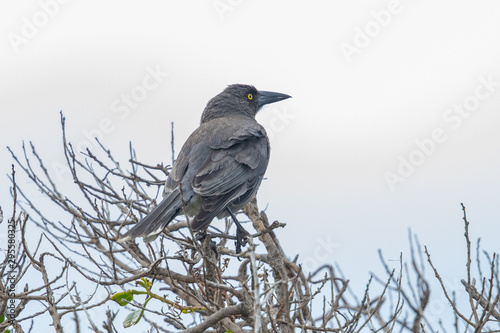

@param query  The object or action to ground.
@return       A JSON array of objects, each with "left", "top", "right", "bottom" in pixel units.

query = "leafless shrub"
[{"left": 1, "top": 113, "right": 498, "bottom": 332}]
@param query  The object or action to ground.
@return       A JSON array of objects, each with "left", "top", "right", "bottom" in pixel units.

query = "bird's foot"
[
  {"left": 225, "top": 207, "right": 249, "bottom": 259},
  {"left": 235, "top": 225, "right": 249, "bottom": 257}
]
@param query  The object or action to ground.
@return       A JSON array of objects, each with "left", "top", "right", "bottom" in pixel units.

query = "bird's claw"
[{"left": 235, "top": 226, "right": 249, "bottom": 259}]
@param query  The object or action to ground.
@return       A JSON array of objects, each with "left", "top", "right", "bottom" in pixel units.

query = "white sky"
[{"left": 1, "top": 0, "right": 500, "bottom": 329}]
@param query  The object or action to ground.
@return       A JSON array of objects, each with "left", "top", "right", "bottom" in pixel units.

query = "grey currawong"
[{"left": 118, "top": 84, "right": 291, "bottom": 252}]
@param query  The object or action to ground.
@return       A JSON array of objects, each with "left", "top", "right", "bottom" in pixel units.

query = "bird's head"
[{"left": 201, "top": 84, "right": 291, "bottom": 123}]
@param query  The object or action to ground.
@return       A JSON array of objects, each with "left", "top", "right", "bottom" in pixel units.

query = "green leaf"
[
  {"left": 123, "top": 309, "right": 144, "bottom": 328},
  {"left": 0, "top": 313, "right": 4, "bottom": 324},
  {"left": 111, "top": 291, "right": 134, "bottom": 306}
]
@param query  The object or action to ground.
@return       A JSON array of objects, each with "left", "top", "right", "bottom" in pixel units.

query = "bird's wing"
[{"left": 189, "top": 121, "right": 270, "bottom": 230}]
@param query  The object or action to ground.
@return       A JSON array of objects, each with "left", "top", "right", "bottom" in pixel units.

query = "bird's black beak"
[{"left": 257, "top": 90, "right": 291, "bottom": 108}]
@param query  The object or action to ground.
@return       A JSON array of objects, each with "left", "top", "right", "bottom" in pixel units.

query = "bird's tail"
[{"left": 118, "top": 189, "right": 183, "bottom": 243}]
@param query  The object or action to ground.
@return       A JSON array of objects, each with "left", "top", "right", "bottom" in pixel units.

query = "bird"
[{"left": 118, "top": 84, "right": 291, "bottom": 253}]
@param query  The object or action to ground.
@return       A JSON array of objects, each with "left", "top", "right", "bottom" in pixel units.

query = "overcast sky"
[{"left": 2, "top": 0, "right": 500, "bottom": 329}]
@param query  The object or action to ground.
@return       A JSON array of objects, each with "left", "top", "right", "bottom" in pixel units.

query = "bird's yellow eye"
[{"left": 247, "top": 93, "right": 253, "bottom": 100}]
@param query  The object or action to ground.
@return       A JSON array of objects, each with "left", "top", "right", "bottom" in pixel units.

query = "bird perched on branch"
[{"left": 118, "top": 84, "right": 291, "bottom": 253}]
